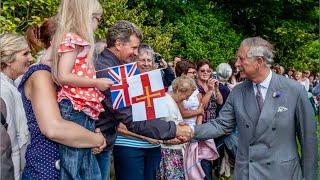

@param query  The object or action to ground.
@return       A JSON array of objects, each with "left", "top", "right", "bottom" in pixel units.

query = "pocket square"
[{"left": 277, "top": 106, "right": 288, "bottom": 112}]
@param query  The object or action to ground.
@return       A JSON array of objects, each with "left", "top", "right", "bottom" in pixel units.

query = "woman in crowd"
[
  {"left": 157, "top": 75, "right": 196, "bottom": 180},
  {"left": 227, "top": 59, "right": 242, "bottom": 90},
  {"left": 174, "top": 60, "right": 204, "bottom": 123},
  {"left": 214, "top": 63, "right": 237, "bottom": 177},
  {"left": 0, "top": 33, "right": 31, "bottom": 180},
  {"left": 286, "top": 67, "right": 296, "bottom": 79},
  {"left": 196, "top": 60, "right": 223, "bottom": 180},
  {"left": 294, "top": 71, "right": 309, "bottom": 92},
  {"left": 18, "top": 14, "right": 106, "bottom": 180},
  {"left": 215, "top": 63, "right": 232, "bottom": 116},
  {"left": 300, "top": 71, "right": 310, "bottom": 91},
  {"left": 175, "top": 60, "right": 219, "bottom": 180}
]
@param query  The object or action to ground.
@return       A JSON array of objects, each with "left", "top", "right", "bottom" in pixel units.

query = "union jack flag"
[{"left": 107, "top": 62, "right": 139, "bottom": 109}]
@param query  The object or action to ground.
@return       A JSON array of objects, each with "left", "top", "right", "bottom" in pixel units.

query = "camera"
[
  {"left": 210, "top": 71, "right": 218, "bottom": 79},
  {"left": 154, "top": 53, "right": 162, "bottom": 64}
]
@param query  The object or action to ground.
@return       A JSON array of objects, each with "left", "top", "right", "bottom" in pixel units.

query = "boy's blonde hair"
[
  {"left": 0, "top": 33, "right": 29, "bottom": 70},
  {"left": 51, "top": 0, "right": 102, "bottom": 84}
]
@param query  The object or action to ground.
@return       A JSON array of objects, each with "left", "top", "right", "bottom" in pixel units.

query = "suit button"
[
  {"left": 246, "top": 124, "right": 249, "bottom": 128},
  {"left": 272, "top": 127, "right": 276, "bottom": 131},
  {"left": 250, "top": 160, "right": 253, "bottom": 162},
  {"left": 267, "top": 162, "right": 271, "bottom": 165},
  {"left": 249, "top": 143, "right": 253, "bottom": 146}
]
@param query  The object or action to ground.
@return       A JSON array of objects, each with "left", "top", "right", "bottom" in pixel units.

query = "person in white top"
[
  {"left": 295, "top": 71, "right": 310, "bottom": 91},
  {"left": 0, "top": 33, "right": 32, "bottom": 180},
  {"left": 157, "top": 76, "right": 197, "bottom": 180},
  {"left": 174, "top": 60, "right": 204, "bottom": 126}
]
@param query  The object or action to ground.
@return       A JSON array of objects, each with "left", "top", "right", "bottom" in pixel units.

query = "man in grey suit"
[{"left": 188, "top": 37, "right": 318, "bottom": 179}]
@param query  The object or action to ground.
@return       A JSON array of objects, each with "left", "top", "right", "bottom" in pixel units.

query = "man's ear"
[
  {"left": 115, "top": 39, "right": 122, "bottom": 51},
  {"left": 257, "top": 56, "right": 265, "bottom": 66}
]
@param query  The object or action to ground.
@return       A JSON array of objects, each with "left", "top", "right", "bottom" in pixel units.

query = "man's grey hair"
[
  {"left": 106, "top": 20, "right": 143, "bottom": 48},
  {"left": 240, "top": 37, "right": 274, "bottom": 66},
  {"left": 216, "top": 63, "right": 232, "bottom": 82}
]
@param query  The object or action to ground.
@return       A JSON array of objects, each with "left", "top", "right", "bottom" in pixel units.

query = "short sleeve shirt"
[{"left": 57, "top": 33, "right": 105, "bottom": 119}]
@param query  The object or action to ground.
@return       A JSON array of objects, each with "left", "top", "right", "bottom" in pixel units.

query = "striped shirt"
[{"left": 115, "top": 135, "right": 160, "bottom": 148}]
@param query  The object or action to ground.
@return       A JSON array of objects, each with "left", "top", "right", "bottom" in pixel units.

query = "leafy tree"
[
  {"left": 213, "top": 0, "right": 319, "bottom": 72},
  {"left": 1, "top": 0, "right": 318, "bottom": 72}
]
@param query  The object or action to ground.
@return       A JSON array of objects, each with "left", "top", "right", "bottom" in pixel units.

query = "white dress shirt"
[{"left": 252, "top": 70, "right": 273, "bottom": 102}]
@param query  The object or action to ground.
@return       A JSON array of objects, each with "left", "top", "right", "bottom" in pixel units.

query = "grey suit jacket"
[{"left": 194, "top": 72, "right": 318, "bottom": 180}]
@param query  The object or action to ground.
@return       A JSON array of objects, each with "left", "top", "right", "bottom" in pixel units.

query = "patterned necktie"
[{"left": 256, "top": 84, "right": 264, "bottom": 111}]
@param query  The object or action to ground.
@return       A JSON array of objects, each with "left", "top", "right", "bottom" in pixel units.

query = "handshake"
[{"left": 175, "top": 122, "right": 194, "bottom": 142}]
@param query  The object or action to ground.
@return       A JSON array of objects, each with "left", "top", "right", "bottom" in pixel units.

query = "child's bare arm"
[
  {"left": 57, "top": 49, "right": 113, "bottom": 91},
  {"left": 177, "top": 102, "right": 203, "bottom": 118}
]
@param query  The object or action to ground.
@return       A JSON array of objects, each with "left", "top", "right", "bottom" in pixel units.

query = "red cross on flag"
[{"left": 128, "top": 69, "right": 169, "bottom": 121}]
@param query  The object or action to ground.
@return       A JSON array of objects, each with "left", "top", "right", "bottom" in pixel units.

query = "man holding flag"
[{"left": 94, "top": 20, "right": 191, "bottom": 180}]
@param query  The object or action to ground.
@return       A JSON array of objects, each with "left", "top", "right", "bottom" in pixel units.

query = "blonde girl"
[{"left": 51, "top": 0, "right": 112, "bottom": 179}]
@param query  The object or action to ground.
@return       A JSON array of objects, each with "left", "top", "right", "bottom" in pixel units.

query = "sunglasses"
[{"left": 199, "top": 69, "right": 212, "bottom": 73}]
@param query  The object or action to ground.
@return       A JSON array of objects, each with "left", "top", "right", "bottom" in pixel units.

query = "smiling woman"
[{"left": 0, "top": 33, "right": 32, "bottom": 180}]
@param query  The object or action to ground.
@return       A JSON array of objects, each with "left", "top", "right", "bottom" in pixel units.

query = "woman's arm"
[
  {"left": 201, "top": 88, "right": 214, "bottom": 107},
  {"left": 25, "top": 70, "right": 105, "bottom": 148}
]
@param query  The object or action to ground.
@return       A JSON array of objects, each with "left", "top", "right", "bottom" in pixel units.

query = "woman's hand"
[
  {"left": 92, "top": 128, "right": 107, "bottom": 155},
  {"left": 207, "top": 78, "right": 219, "bottom": 90}
]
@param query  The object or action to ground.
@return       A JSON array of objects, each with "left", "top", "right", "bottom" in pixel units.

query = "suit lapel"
[
  {"left": 242, "top": 81, "right": 260, "bottom": 132},
  {"left": 250, "top": 73, "right": 283, "bottom": 142}
]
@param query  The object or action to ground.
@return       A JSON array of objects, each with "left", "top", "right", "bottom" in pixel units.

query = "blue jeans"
[
  {"left": 113, "top": 145, "right": 161, "bottom": 180},
  {"left": 201, "top": 159, "right": 213, "bottom": 180},
  {"left": 96, "top": 150, "right": 111, "bottom": 180},
  {"left": 59, "top": 99, "right": 101, "bottom": 180}
]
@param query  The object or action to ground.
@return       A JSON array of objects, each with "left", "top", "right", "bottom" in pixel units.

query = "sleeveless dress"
[{"left": 18, "top": 64, "right": 59, "bottom": 180}]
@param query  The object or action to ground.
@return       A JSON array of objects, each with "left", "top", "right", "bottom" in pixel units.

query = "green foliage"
[
  {"left": 0, "top": 0, "right": 59, "bottom": 33},
  {"left": 213, "top": 0, "right": 319, "bottom": 72},
  {"left": 175, "top": 9, "right": 241, "bottom": 67},
  {"left": 1, "top": 0, "right": 318, "bottom": 72}
]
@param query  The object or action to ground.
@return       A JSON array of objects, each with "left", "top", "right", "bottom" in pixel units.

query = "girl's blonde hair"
[
  {"left": 0, "top": 33, "right": 29, "bottom": 70},
  {"left": 172, "top": 75, "right": 196, "bottom": 93},
  {"left": 51, "top": 0, "right": 102, "bottom": 84}
]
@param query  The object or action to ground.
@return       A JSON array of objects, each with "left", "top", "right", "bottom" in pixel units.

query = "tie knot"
[{"left": 256, "top": 84, "right": 261, "bottom": 90}]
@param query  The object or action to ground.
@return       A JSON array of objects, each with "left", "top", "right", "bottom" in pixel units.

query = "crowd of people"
[{"left": 0, "top": 0, "right": 318, "bottom": 180}]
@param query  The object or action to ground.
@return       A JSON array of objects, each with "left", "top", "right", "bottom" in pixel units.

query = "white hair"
[
  {"left": 240, "top": 37, "right": 274, "bottom": 66},
  {"left": 138, "top": 43, "right": 155, "bottom": 62},
  {"left": 216, "top": 63, "right": 232, "bottom": 82}
]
